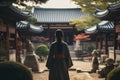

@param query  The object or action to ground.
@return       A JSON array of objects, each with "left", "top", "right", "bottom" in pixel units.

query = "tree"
[
  {"left": 70, "top": 0, "right": 119, "bottom": 30},
  {"left": 70, "top": 16, "right": 100, "bottom": 31},
  {"left": 0, "top": 0, "right": 48, "bottom": 6},
  {"left": 72, "top": 0, "right": 119, "bottom": 14}
]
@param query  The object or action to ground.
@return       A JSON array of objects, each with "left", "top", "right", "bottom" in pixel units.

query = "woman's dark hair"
[
  {"left": 55, "top": 29, "right": 64, "bottom": 53},
  {"left": 55, "top": 29, "right": 64, "bottom": 42}
]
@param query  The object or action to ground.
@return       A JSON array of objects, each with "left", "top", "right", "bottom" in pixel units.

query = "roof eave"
[
  {"left": 108, "top": 2, "right": 120, "bottom": 10},
  {"left": 94, "top": 3, "right": 120, "bottom": 21},
  {"left": 94, "top": 9, "right": 109, "bottom": 19},
  {"left": 0, "top": 5, "right": 30, "bottom": 22},
  {"left": 35, "top": 22, "right": 69, "bottom": 24}
]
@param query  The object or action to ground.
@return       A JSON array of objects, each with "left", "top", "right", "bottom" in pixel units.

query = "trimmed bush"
[
  {"left": 107, "top": 66, "right": 120, "bottom": 80},
  {"left": 35, "top": 44, "right": 49, "bottom": 58},
  {"left": 0, "top": 61, "right": 33, "bottom": 80}
]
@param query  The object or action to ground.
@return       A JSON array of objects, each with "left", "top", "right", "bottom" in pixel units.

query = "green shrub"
[
  {"left": 107, "top": 67, "right": 120, "bottom": 80},
  {"left": 35, "top": 44, "right": 49, "bottom": 58},
  {"left": 0, "top": 46, "right": 6, "bottom": 56},
  {"left": 0, "top": 61, "right": 33, "bottom": 80}
]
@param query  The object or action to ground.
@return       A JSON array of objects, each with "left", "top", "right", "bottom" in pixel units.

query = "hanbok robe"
[{"left": 46, "top": 41, "right": 73, "bottom": 80}]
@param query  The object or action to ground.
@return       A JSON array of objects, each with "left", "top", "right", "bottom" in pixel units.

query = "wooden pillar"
[
  {"left": 114, "top": 32, "right": 117, "bottom": 61},
  {"left": 114, "top": 22, "right": 117, "bottom": 61},
  {"left": 6, "top": 25, "right": 9, "bottom": 60},
  {"left": 100, "top": 36, "right": 103, "bottom": 50},
  {"left": 96, "top": 35, "right": 101, "bottom": 49},
  {"left": 105, "top": 34, "right": 108, "bottom": 55},
  {"left": 47, "top": 24, "right": 50, "bottom": 42},
  {"left": 71, "top": 26, "right": 76, "bottom": 45},
  {"left": 96, "top": 36, "right": 98, "bottom": 49},
  {"left": 0, "top": 20, "right": 2, "bottom": 46}
]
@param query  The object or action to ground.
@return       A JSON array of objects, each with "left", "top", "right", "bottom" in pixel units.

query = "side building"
[{"left": 0, "top": 5, "right": 30, "bottom": 62}]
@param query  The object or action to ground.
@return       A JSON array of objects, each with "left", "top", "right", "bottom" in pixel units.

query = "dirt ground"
[
  {"left": 33, "top": 71, "right": 105, "bottom": 80},
  {"left": 32, "top": 60, "right": 105, "bottom": 80}
]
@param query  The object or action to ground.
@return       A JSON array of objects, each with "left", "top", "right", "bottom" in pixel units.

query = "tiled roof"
[
  {"left": 16, "top": 21, "right": 43, "bottom": 33},
  {"left": 33, "top": 7, "right": 88, "bottom": 23},
  {"left": 97, "top": 21, "right": 114, "bottom": 32},
  {"left": 0, "top": 6, "right": 30, "bottom": 22},
  {"left": 108, "top": 2, "right": 120, "bottom": 10},
  {"left": 84, "top": 21, "right": 114, "bottom": 34},
  {"left": 16, "top": 21, "right": 29, "bottom": 31},
  {"left": 84, "top": 25, "right": 97, "bottom": 34},
  {"left": 94, "top": 3, "right": 120, "bottom": 21}
]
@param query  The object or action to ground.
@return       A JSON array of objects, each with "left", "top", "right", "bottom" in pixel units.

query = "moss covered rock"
[
  {"left": 0, "top": 61, "right": 33, "bottom": 80},
  {"left": 107, "top": 66, "right": 120, "bottom": 80}
]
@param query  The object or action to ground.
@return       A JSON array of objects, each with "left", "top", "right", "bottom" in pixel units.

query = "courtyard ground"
[{"left": 32, "top": 60, "right": 105, "bottom": 80}]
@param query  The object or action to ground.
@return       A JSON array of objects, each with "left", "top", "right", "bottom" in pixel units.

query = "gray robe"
[{"left": 46, "top": 41, "right": 73, "bottom": 80}]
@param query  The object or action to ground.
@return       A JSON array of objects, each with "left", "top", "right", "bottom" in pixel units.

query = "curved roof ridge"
[{"left": 34, "top": 7, "right": 81, "bottom": 10}]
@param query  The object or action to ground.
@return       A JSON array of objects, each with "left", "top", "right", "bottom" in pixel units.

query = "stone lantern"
[{"left": 24, "top": 40, "right": 40, "bottom": 72}]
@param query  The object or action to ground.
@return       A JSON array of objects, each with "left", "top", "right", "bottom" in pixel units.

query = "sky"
[{"left": 40, "top": 0, "right": 79, "bottom": 8}]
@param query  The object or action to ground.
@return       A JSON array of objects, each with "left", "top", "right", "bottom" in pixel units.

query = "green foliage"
[
  {"left": 70, "top": 0, "right": 111, "bottom": 31},
  {"left": 35, "top": 44, "right": 49, "bottom": 58},
  {"left": 27, "top": 16, "right": 37, "bottom": 24},
  {"left": 72, "top": 0, "right": 119, "bottom": 14},
  {"left": 107, "top": 66, "right": 120, "bottom": 80},
  {"left": 0, "top": 61, "right": 33, "bottom": 80},
  {"left": 70, "top": 16, "right": 100, "bottom": 31},
  {"left": 0, "top": 0, "right": 48, "bottom": 6}
]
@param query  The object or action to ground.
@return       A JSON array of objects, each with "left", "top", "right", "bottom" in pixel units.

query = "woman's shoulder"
[
  {"left": 50, "top": 41, "right": 56, "bottom": 46},
  {"left": 62, "top": 41, "right": 67, "bottom": 45},
  {"left": 51, "top": 41, "right": 68, "bottom": 46},
  {"left": 62, "top": 41, "right": 69, "bottom": 48}
]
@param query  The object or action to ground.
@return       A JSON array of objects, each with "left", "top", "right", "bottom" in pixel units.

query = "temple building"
[{"left": 32, "top": 7, "right": 88, "bottom": 45}]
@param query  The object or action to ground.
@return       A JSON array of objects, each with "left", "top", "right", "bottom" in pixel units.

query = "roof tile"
[{"left": 33, "top": 8, "right": 88, "bottom": 23}]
